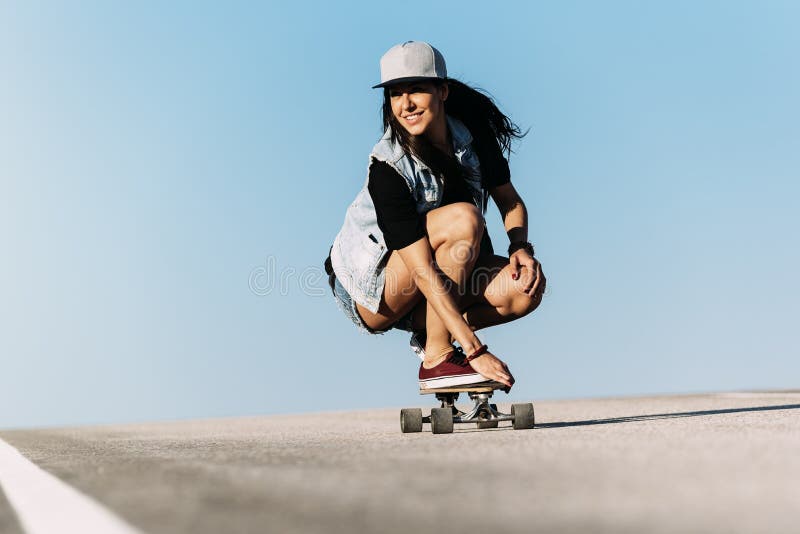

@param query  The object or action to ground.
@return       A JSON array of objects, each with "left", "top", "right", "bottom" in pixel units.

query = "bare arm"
[
  {"left": 397, "top": 235, "right": 514, "bottom": 388},
  {"left": 396, "top": 236, "right": 483, "bottom": 355},
  {"left": 490, "top": 182, "right": 543, "bottom": 297},
  {"left": 490, "top": 182, "right": 527, "bottom": 242}
]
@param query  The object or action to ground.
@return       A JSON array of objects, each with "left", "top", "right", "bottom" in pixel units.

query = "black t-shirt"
[{"left": 367, "top": 139, "right": 510, "bottom": 250}]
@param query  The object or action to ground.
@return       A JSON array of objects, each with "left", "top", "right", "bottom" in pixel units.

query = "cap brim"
[{"left": 372, "top": 76, "right": 445, "bottom": 89}]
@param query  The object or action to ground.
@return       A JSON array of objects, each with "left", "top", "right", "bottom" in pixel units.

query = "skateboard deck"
[{"left": 419, "top": 380, "right": 506, "bottom": 394}]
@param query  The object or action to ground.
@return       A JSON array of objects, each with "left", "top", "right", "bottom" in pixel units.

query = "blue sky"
[{"left": 1, "top": 1, "right": 798, "bottom": 428}]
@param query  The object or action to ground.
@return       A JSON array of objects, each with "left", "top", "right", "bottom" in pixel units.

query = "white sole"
[{"left": 419, "top": 373, "right": 489, "bottom": 390}]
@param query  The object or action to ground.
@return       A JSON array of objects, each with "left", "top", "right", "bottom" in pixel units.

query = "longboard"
[{"left": 400, "top": 381, "right": 534, "bottom": 434}]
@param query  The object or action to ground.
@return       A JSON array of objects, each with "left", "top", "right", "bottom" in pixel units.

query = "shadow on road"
[{"left": 537, "top": 403, "right": 800, "bottom": 429}]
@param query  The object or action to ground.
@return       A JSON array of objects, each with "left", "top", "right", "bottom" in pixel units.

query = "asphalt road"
[{"left": 2, "top": 391, "right": 799, "bottom": 534}]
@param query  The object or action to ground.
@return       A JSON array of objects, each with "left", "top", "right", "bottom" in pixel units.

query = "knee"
[
  {"left": 442, "top": 203, "right": 482, "bottom": 245},
  {"left": 509, "top": 278, "right": 546, "bottom": 318}
]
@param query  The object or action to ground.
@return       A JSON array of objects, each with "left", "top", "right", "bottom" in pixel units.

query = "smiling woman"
[{"left": 324, "top": 41, "right": 546, "bottom": 391}]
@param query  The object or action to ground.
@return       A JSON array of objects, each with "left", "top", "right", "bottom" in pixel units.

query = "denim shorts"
[{"left": 331, "top": 274, "right": 414, "bottom": 335}]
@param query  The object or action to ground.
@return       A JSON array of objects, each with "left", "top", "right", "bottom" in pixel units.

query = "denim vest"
[{"left": 330, "top": 115, "right": 484, "bottom": 313}]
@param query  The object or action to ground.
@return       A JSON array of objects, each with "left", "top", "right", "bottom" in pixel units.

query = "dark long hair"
[{"left": 381, "top": 78, "right": 526, "bottom": 209}]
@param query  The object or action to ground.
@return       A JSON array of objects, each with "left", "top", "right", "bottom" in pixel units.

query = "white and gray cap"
[{"left": 372, "top": 41, "right": 447, "bottom": 89}]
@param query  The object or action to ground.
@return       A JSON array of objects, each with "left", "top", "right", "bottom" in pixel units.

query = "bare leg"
[
  {"left": 354, "top": 203, "right": 544, "bottom": 361},
  {"left": 420, "top": 211, "right": 483, "bottom": 367},
  {"left": 411, "top": 253, "right": 546, "bottom": 337},
  {"left": 462, "top": 254, "right": 546, "bottom": 330},
  {"left": 355, "top": 202, "right": 483, "bottom": 340}
]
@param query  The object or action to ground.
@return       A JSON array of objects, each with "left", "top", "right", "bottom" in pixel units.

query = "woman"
[{"left": 325, "top": 41, "right": 545, "bottom": 391}]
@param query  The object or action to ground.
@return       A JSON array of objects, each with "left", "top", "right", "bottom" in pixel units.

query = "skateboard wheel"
[
  {"left": 400, "top": 408, "right": 423, "bottom": 433},
  {"left": 430, "top": 407, "right": 454, "bottom": 434},
  {"left": 511, "top": 403, "right": 535, "bottom": 430}
]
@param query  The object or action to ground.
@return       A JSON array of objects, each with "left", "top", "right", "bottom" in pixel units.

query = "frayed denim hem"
[{"left": 332, "top": 276, "right": 389, "bottom": 335}]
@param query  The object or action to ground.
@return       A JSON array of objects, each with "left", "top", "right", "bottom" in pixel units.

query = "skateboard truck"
[{"left": 400, "top": 382, "right": 535, "bottom": 434}]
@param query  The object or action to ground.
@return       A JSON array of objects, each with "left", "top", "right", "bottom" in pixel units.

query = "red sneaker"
[{"left": 418, "top": 349, "right": 489, "bottom": 390}]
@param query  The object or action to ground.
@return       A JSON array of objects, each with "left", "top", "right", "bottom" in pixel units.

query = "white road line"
[{"left": 0, "top": 438, "right": 143, "bottom": 534}]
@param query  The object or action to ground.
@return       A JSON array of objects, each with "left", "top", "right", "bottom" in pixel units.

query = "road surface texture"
[{"left": 1, "top": 391, "right": 799, "bottom": 534}]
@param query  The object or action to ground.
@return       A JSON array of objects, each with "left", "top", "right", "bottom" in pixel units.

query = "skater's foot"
[{"left": 418, "top": 349, "right": 489, "bottom": 390}]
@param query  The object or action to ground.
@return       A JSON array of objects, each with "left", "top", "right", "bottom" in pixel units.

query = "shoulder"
[
  {"left": 369, "top": 159, "right": 402, "bottom": 182},
  {"left": 472, "top": 134, "right": 510, "bottom": 187},
  {"left": 473, "top": 135, "right": 506, "bottom": 163},
  {"left": 371, "top": 126, "right": 406, "bottom": 165},
  {"left": 368, "top": 159, "right": 412, "bottom": 196}
]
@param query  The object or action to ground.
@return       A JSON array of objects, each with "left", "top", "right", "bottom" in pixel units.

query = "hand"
[
  {"left": 510, "top": 250, "right": 544, "bottom": 297},
  {"left": 468, "top": 351, "right": 515, "bottom": 391}
]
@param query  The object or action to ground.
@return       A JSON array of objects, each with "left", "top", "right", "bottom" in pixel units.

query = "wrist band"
[
  {"left": 508, "top": 241, "right": 535, "bottom": 257},
  {"left": 466, "top": 344, "right": 488, "bottom": 361}
]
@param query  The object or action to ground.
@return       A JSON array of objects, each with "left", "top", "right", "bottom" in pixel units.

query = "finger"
[
  {"left": 527, "top": 262, "right": 543, "bottom": 297},
  {"left": 473, "top": 355, "right": 513, "bottom": 387},
  {"left": 522, "top": 271, "right": 535, "bottom": 293},
  {"left": 522, "top": 257, "right": 536, "bottom": 270},
  {"left": 502, "top": 379, "right": 513, "bottom": 393},
  {"left": 509, "top": 255, "right": 521, "bottom": 280},
  {"left": 534, "top": 263, "right": 545, "bottom": 296},
  {"left": 486, "top": 366, "right": 511, "bottom": 387},
  {"left": 522, "top": 265, "right": 537, "bottom": 293},
  {"left": 494, "top": 365, "right": 513, "bottom": 386},
  {"left": 501, "top": 364, "right": 515, "bottom": 384},
  {"left": 507, "top": 372, "right": 515, "bottom": 385},
  {"left": 497, "top": 375, "right": 512, "bottom": 388}
]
